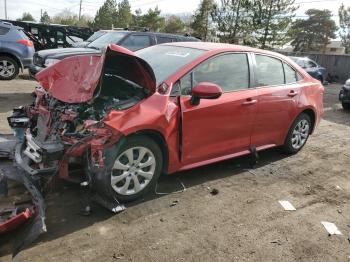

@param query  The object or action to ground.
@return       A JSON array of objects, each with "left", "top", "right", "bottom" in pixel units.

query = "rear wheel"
[
  {"left": 282, "top": 113, "right": 311, "bottom": 154},
  {"left": 106, "top": 136, "right": 163, "bottom": 202},
  {"left": 342, "top": 102, "right": 350, "bottom": 110},
  {"left": 0, "top": 56, "right": 19, "bottom": 80}
]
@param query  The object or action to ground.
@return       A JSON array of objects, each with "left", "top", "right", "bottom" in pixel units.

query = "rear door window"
[
  {"left": 121, "top": 35, "right": 152, "bottom": 51},
  {"left": 255, "top": 55, "right": 284, "bottom": 86}
]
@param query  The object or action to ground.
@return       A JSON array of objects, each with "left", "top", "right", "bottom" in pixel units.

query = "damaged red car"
[{"left": 8, "top": 42, "right": 324, "bottom": 202}]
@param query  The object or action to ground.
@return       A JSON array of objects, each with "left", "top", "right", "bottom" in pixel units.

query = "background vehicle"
[
  {"left": 339, "top": 79, "right": 350, "bottom": 109},
  {"left": 3, "top": 20, "right": 93, "bottom": 50},
  {"left": 0, "top": 21, "right": 35, "bottom": 80},
  {"left": 72, "top": 30, "right": 109, "bottom": 48},
  {"left": 290, "top": 56, "right": 327, "bottom": 83},
  {"left": 29, "top": 30, "right": 199, "bottom": 76},
  {"left": 11, "top": 43, "right": 324, "bottom": 203}
]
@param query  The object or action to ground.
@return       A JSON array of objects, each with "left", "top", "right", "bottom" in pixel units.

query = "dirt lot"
[{"left": 1, "top": 74, "right": 350, "bottom": 262}]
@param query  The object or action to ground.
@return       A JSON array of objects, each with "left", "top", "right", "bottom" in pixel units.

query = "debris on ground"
[
  {"left": 170, "top": 200, "right": 179, "bottom": 207},
  {"left": 210, "top": 188, "right": 219, "bottom": 195},
  {"left": 270, "top": 239, "right": 282, "bottom": 245},
  {"left": 278, "top": 200, "right": 296, "bottom": 211},
  {"left": 321, "top": 221, "right": 342, "bottom": 235},
  {"left": 335, "top": 185, "right": 342, "bottom": 191}
]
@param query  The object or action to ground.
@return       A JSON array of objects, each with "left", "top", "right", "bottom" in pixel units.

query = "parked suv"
[
  {"left": 339, "top": 79, "right": 350, "bottom": 110},
  {"left": 29, "top": 31, "right": 199, "bottom": 76},
  {"left": 0, "top": 21, "right": 35, "bottom": 80},
  {"left": 289, "top": 57, "right": 326, "bottom": 83}
]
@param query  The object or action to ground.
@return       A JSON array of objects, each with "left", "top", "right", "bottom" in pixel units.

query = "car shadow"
[
  {"left": 0, "top": 148, "right": 289, "bottom": 257},
  {"left": 0, "top": 93, "right": 32, "bottom": 114}
]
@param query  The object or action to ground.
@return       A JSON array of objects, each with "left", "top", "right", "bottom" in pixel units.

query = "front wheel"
[
  {"left": 106, "top": 136, "right": 163, "bottom": 202},
  {"left": 282, "top": 113, "right": 311, "bottom": 154}
]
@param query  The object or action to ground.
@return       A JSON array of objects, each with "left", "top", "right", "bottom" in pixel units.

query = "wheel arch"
[
  {"left": 300, "top": 108, "right": 316, "bottom": 134},
  {"left": 0, "top": 52, "right": 23, "bottom": 71},
  {"left": 126, "top": 129, "right": 169, "bottom": 175}
]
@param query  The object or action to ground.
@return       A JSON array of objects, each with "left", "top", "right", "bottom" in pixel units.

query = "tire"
[
  {"left": 282, "top": 113, "right": 312, "bottom": 154},
  {"left": 317, "top": 75, "right": 323, "bottom": 84},
  {"left": 342, "top": 102, "right": 350, "bottom": 110},
  {"left": 0, "top": 56, "right": 19, "bottom": 80},
  {"left": 101, "top": 135, "right": 163, "bottom": 202}
]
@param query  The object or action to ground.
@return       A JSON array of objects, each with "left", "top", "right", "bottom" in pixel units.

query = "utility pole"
[
  {"left": 40, "top": 9, "right": 42, "bottom": 21},
  {"left": 4, "top": 0, "right": 7, "bottom": 20},
  {"left": 79, "top": 0, "right": 82, "bottom": 20}
]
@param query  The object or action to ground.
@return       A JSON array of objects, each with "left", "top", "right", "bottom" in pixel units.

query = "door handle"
[
  {"left": 288, "top": 90, "right": 298, "bottom": 97},
  {"left": 242, "top": 99, "right": 257, "bottom": 105}
]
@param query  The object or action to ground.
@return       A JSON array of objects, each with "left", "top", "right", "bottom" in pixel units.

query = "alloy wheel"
[
  {"left": 291, "top": 119, "right": 310, "bottom": 150},
  {"left": 111, "top": 146, "right": 156, "bottom": 196},
  {"left": 0, "top": 60, "right": 15, "bottom": 78}
]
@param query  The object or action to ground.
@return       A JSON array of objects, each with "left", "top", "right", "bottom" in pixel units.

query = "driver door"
[{"left": 179, "top": 53, "right": 257, "bottom": 165}]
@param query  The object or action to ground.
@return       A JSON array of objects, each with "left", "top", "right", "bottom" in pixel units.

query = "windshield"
[
  {"left": 87, "top": 31, "right": 107, "bottom": 42},
  {"left": 136, "top": 45, "right": 205, "bottom": 85},
  {"left": 87, "top": 32, "right": 127, "bottom": 50}
]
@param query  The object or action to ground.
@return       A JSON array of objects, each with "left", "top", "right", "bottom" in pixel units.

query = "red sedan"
[{"left": 9, "top": 42, "right": 324, "bottom": 202}]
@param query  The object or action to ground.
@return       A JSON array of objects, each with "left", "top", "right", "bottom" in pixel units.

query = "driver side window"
[{"left": 178, "top": 53, "right": 250, "bottom": 96}]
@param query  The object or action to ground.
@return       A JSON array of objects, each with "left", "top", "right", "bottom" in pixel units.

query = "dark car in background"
[
  {"left": 29, "top": 30, "right": 199, "bottom": 76},
  {"left": 0, "top": 21, "right": 35, "bottom": 80},
  {"left": 72, "top": 30, "right": 109, "bottom": 48},
  {"left": 339, "top": 79, "right": 350, "bottom": 110},
  {"left": 290, "top": 57, "right": 326, "bottom": 83}
]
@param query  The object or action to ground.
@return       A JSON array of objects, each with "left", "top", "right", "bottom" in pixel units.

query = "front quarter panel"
[{"left": 103, "top": 93, "right": 181, "bottom": 174}]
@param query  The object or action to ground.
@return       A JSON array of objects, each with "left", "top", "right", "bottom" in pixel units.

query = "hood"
[
  {"left": 37, "top": 48, "right": 101, "bottom": 59},
  {"left": 35, "top": 44, "right": 156, "bottom": 103}
]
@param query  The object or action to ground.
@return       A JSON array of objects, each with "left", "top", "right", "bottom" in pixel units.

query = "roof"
[
  {"left": 327, "top": 41, "right": 343, "bottom": 48},
  {"left": 163, "top": 42, "right": 287, "bottom": 57}
]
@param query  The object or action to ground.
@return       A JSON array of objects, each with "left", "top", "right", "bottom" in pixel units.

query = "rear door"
[
  {"left": 179, "top": 53, "right": 258, "bottom": 165},
  {"left": 251, "top": 54, "right": 301, "bottom": 148}
]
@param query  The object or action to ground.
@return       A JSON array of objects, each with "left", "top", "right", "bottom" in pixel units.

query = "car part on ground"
[
  {"left": 28, "top": 30, "right": 199, "bottom": 77},
  {"left": 339, "top": 79, "right": 350, "bottom": 110},
  {"left": 0, "top": 21, "right": 35, "bottom": 80}
]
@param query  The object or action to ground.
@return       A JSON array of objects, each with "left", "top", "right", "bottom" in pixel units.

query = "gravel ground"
[{"left": 0, "top": 74, "right": 350, "bottom": 262}]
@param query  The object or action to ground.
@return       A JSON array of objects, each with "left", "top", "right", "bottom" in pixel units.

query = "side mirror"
[{"left": 190, "top": 82, "right": 223, "bottom": 105}]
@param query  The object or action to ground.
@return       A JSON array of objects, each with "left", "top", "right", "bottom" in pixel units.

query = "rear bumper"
[{"left": 21, "top": 57, "right": 33, "bottom": 68}]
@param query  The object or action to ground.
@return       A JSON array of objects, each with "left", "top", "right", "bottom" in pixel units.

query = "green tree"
[
  {"left": 339, "top": 4, "right": 350, "bottom": 54},
  {"left": 164, "top": 15, "right": 185, "bottom": 33},
  {"left": 252, "top": 0, "right": 297, "bottom": 49},
  {"left": 131, "top": 8, "right": 143, "bottom": 26},
  {"left": 141, "top": 7, "right": 165, "bottom": 31},
  {"left": 115, "top": 0, "right": 132, "bottom": 28},
  {"left": 289, "top": 9, "right": 337, "bottom": 53},
  {"left": 40, "top": 11, "right": 51, "bottom": 23},
  {"left": 191, "top": 0, "right": 215, "bottom": 41},
  {"left": 93, "top": 0, "right": 117, "bottom": 29},
  {"left": 17, "top": 12, "right": 36, "bottom": 22},
  {"left": 212, "top": 0, "right": 254, "bottom": 44}
]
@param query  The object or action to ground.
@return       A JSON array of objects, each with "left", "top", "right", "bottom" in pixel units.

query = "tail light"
[{"left": 16, "top": 39, "right": 34, "bottom": 47}]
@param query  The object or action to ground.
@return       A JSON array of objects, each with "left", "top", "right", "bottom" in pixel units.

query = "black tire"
[
  {"left": 317, "top": 75, "right": 323, "bottom": 84},
  {"left": 342, "top": 102, "right": 350, "bottom": 110},
  {"left": 100, "top": 135, "right": 163, "bottom": 202},
  {"left": 0, "top": 56, "right": 19, "bottom": 80},
  {"left": 282, "top": 113, "right": 312, "bottom": 154}
]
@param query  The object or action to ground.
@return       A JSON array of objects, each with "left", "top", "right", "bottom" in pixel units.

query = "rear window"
[
  {"left": 157, "top": 36, "right": 177, "bottom": 44},
  {"left": 120, "top": 35, "right": 151, "bottom": 51},
  {"left": 0, "top": 26, "right": 10, "bottom": 35},
  {"left": 136, "top": 45, "right": 205, "bottom": 85},
  {"left": 284, "top": 63, "right": 298, "bottom": 83}
]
